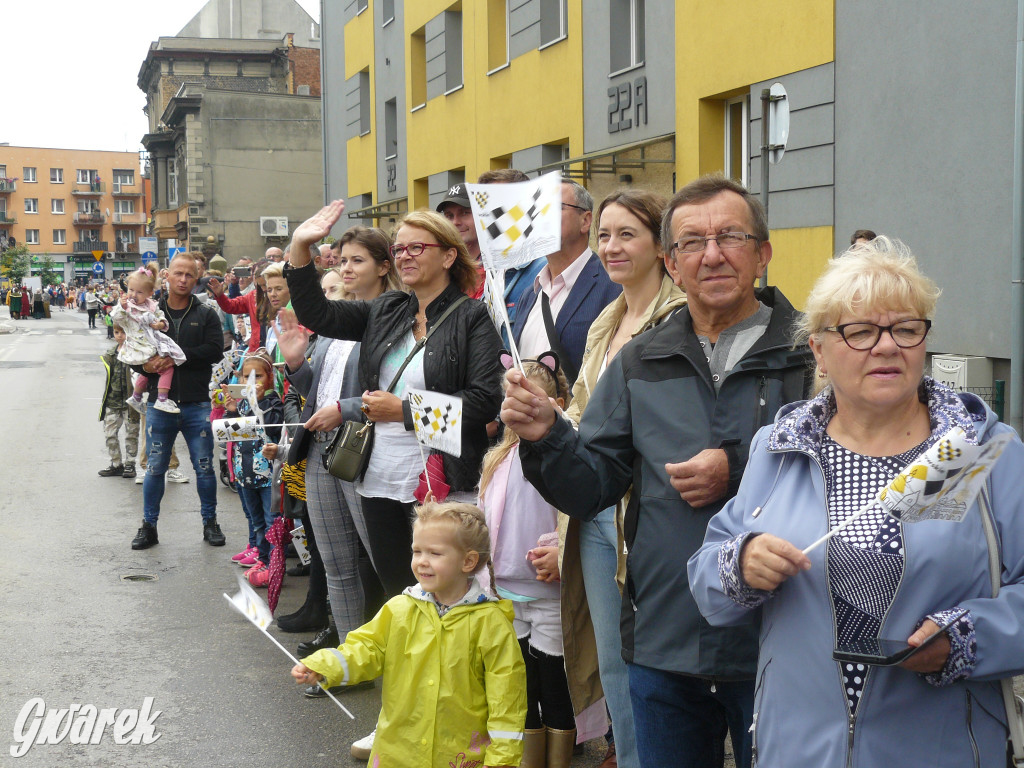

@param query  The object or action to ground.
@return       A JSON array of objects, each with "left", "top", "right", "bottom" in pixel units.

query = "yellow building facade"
[{"left": 331, "top": 0, "right": 836, "bottom": 306}]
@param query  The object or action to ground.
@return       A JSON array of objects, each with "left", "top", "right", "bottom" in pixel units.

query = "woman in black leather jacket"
[{"left": 285, "top": 203, "right": 503, "bottom": 597}]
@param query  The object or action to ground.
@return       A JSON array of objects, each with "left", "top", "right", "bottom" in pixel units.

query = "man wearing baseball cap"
[{"left": 436, "top": 183, "right": 485, "bottom": 299}]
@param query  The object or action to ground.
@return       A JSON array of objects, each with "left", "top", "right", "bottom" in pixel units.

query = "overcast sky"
[{"left": 1, "top": 0, "right": 320, "bottom": 154}]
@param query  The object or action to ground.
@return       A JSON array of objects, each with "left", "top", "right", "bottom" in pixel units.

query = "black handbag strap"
[
  {"left": 540, "top": 291, "right": 579, "bottom": 386},
  {"left": 382, "top": 294, "right": 469, "bottom": 397}
]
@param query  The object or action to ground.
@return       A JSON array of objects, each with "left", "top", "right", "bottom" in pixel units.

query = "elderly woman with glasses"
[
  {"left": 284, "top": 201, "right": 503, "bottom": 600},
  {"left": 688, "top": 237, "right": 1024, "bottom": 767}
]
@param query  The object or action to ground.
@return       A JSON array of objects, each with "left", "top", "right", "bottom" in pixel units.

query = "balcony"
[
  {"left": 72, "top": 241, "right": 109, "bottom": 254},
  {"left": 111, "top": 183, "right": 142, "bottom": 197},
  {"left": 0, "top": 179, "right": 15, "bottom": 193},
  {"left": 72, "top": 181, "right": 106, "bottom": 196},
  {"left": 0, "top": 212, "right": 15, "bottom": 225},
  {"left": 73, "top": 211, "right": 107, "bottom": 225},
  {"left": 112, "top": 212, "right": 145, "bottom": 225},
  {"left": 115, "top": 241, "right": 139, "bottom": 254}
]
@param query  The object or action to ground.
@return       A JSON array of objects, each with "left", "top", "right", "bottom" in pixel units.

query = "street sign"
[
  {"left": 92, "top": 250, "right": 104, "bottom": 262},
  {"left": 92, "top": 262, "right": 105, "bottom": 275},
  {"left": 168, "top": 247, "right": 185, "bottom": 259},
  {"left": 140, "top": 236, "right": 158, "bottom": 263}
]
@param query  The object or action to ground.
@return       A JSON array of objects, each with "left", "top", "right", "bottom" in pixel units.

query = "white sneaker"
[
  {"left": 125, "top": 396, "right": 146, "bottom": 415},
  {"left": 166, "top": 469, "right": 190, "bottom": 484},
  {"left": 154, "top": 398, "right": 180, "bottom": 414},
  {"left": 351, "top": 728, "right": 375, "bottom": 760},
  {"left": 135, "top": 474, "right": 145, "bottom": 484}
]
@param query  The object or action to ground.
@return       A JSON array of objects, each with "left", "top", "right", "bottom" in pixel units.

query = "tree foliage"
[{"left": 1, "top": 245, "right": 30, "bottom": 284}]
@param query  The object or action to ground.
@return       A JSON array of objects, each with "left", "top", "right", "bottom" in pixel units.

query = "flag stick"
[
  {"left": 222, "top": 593, "right": 355, "bottom": 719},
  {"left": 416, "top": 439, "right": 434, "bottom": 497},
  {"left": 802, "top": 501, "right": 874, "bottom": 555},
  {"left": 484, "top": 268, "right": 523, "bottom": 371}
]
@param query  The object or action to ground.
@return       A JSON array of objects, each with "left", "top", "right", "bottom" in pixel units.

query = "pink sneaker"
[
  {"left": 238, "top": 550, "right": 260, "bottom": 567},
  {"left": 246, "top": 563, "right": 270, "bottom": 587},
  {"left": 232, "top": 545, "right": 256, "bottom": 563}
]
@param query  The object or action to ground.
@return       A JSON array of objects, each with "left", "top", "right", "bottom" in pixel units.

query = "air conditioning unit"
[
  {"left": 112, "top": 182, "right": 122, "bottom": 194},
  {"left": 931, "top": 355, "right": 992, "bottom": 392},
  {"left": 260, "top": 216, "right": 288, "bottom": 237}
]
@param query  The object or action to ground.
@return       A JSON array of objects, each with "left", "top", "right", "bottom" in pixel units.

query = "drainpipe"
[
  {"left": 319, "top": 0, "right": 330, "bottom": 205},
  {"left": 1011, "top": 0, "right": 1024, "bottom": 435}
]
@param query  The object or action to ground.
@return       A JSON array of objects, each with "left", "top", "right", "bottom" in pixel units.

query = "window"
[
  {"left": 25, "top": 229, "right": 39, "bottom": 244},
  {"left": 610, "top": 0, "right": 645, "bottom": 74},
  {"left": 487, "top": 0, "right": 509, "bottom": 71},
  {"left": 411, "top": 27, "right": 427, "bottom": 108},
  {"left": 78, "top": 200, "right": 98, "bottom": 213},
  {"left": 382, "top": 0, "right": 395, "bottom": 24},
  {"left": 53, "top": 229, "right": 66, "bottom": 245},
  {"left": 82, "top": 228, "right": 101, "bottom": 242},
  {"left": 724, "top": 95, "right": 749, "bottom": 186},
  {"left": 539, "top": 0, "right": 567, "bottom": 47},
  {"left": 50, "top": 168, "right": 64, "bottom": 183},
  {"left": 23, "top": 167, "right": 37, "bottom": 183},
  {"left": 112, "top": 169, "right": 135, "bottom": 185},
  {"left": 346, "top": 69, "right": 371, "bottom": 139},
  {"left": 25, "top": 198, "right": 38, "bottom": 214},
  {"left": 167, "top": 159, "right": 178, "bottom": 207},
  {"left": 0, "top": 165, "right": 6, "bottom": 178},
  {"left": 115, "top": 199, "right": 135, "bottom": 214},
  {"left": 385, "top": 98, "right": 398, "bottom": 159},
  {"left": 355, "top": 0, "right": 367, "bottom": 12},
  {"left": 116, "top": 229, "right": 136, "bottom": 245},
  {"left": 51, "top": 199, "right": 65, "bottom": 215},
  {"left": 424, "top": 10, "right": 463, "bottom": 100}
]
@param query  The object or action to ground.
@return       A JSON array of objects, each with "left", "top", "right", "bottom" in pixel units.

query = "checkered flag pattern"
[
  {"left": 408, "top": 388, "right": 463, "bottom": 458},
  {"left": 467, "top": 171, "right": 562, "bottom": 270},
  {"left": 878, "top": 427, "right": 1012, "bottom": 523}
]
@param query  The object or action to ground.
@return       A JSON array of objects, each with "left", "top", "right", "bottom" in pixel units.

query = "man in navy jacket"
[{"left": 510, "top": 179, "right": 620, "bottom": 385}]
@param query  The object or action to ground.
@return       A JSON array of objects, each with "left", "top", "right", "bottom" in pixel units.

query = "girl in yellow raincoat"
[{"left": 292, "top": 502, "right": 526, "bottom": 768}]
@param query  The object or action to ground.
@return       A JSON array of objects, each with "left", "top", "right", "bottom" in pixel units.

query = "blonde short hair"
[
  {"left": 261, "top": 261, "right": 285, "bottom": 281},
  {"left": 795, "top": 235, "right": 941, "bottom": 347}
]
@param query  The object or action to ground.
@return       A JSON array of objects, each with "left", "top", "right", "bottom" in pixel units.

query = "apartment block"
[{"left": 0, "top": 147, "right": 149, "bottom": 283}]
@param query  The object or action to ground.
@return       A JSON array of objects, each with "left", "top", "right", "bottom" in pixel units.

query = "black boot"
[
  {"left": 297, "top": 625, "right": 339, "bottom": 657},
  {"left": 131, "top": 521, "right": 158, "bottom": 550},
  {"left": 277, "top": 512, "right": 329, "bottom": 633}
]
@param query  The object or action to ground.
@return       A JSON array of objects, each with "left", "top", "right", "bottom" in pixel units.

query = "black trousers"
[{"left": 359, "top": 496, "right": 417, "bottom": 597}]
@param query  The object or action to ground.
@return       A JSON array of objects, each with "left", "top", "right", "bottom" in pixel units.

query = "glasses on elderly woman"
[{"left": 824, "top": 319, "right": 932, "bottom": 350}]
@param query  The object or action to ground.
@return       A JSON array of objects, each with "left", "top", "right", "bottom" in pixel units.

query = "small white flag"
[
  {"left": 226, "top": 574, "right": 274, "bottom": 630},
  {"left": 242, "top": 369, "right": 263, "bottom": 423},
  {"left": 879, "top": 427, "right": 1012, "bottom": 523},
  {"left": 467, "top": 171, "right": 562, "bottom": 271},
  {"left": 408, "top": 388, "right": 463, "bottom": 458}
]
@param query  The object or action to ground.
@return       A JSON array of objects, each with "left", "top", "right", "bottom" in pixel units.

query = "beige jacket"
[{"left": 558, "top": 274, "right": 686, "bottom": 715}]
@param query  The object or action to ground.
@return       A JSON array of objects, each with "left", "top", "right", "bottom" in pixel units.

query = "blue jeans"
[
  {"left": 238, "top": 485, "right": 273, "bottom": 563},
  {"left": 628, "top": 663, "right": 754, "bottom": 768},
  {"left": 579, "top": 507, "right": 638, "bottom": 768},
  {"left": 143, "top": 402, "right": 217, "bottom": 525}
]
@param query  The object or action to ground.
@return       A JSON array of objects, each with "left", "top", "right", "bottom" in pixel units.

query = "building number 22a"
[{"left": 608, "top": 76, "right": 648, "bottom": 134}]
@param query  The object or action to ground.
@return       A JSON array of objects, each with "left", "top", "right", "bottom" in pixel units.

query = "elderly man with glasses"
[{"left": 501, "top": 175, "right": 814, "bottom": 768}]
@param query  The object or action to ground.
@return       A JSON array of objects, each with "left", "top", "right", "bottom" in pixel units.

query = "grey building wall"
[
  {"left": 178, "top": 0, "right": 321, "bottom": 47},
  {"left": 834, "top": 0, "right": 1016, "bottom": 361},
  {"left": 322, "top": 0, "right": 350, "bottom": 215},
  {"left": 196, "top": 88, "right": 323, "bottom": 263},
  {"left": 747, "top": 63, "right": 834, "bottom": 230},
  {"left": 376, "top": 0, "right": 408, "bottom": 205},
  {"left": 582, "top": 1, "right": 674, "bottom": 153},
  {"left": 426, "top": 11, "right": 463, "bottom": 100}
]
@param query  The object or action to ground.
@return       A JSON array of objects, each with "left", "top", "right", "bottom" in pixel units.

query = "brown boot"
[
  {"left": 520, "top": 727, "right": 547, "bottom": 768},
  {"left": 545, "top": 727, "right": 576, "bottom": 768}
]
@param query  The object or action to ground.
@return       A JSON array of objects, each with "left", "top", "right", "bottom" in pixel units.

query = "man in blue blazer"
[{"left": 511, "top": 179, "right": 621, "bottom": 385}]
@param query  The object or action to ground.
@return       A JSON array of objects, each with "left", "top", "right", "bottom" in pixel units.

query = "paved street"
[{"left": 0, "top": 306, "right": 612, "bottom": 767}]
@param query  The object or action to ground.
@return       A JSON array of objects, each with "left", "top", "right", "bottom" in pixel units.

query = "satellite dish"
[{"left": 105, "top": 208, "right": 111, "bottom": 217}]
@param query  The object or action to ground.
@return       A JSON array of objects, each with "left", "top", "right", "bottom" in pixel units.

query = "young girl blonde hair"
[
  {"left": 129, "top": 262, "right": 160, "bottom": 293},
  {"left": 415, "top": 502, "right": 496, "bottom": 594},
  {"left": 479, "top": 359, "right": 570, "bottom": 498}
]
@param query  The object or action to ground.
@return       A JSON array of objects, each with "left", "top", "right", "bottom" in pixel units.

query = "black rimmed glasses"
[
  {"left": 562, "top": 203, "right": 589, "bottom": 214},
  {"left": 389, "top": 242, "right": 443, "bottom": 259},
  {"left": 672, "top": 231, "right": 759, "bottom": 254},
  {"left": 824, "top": 319, "right": 932, "bottom": 350}
]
